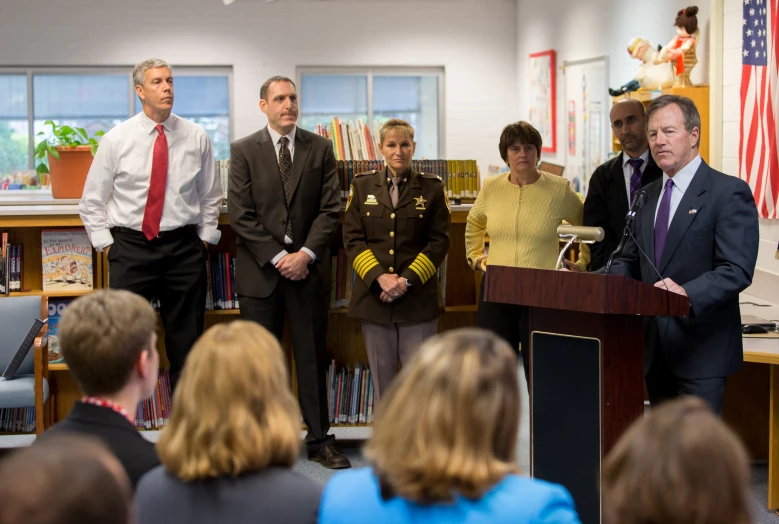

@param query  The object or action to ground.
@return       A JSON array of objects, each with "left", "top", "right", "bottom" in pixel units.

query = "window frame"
[
  {"left": 0, "top": 65, "right": 234, "bottom": 171},
  {"left": 296, "top": 66, "right": 445, "bottom": 157}
]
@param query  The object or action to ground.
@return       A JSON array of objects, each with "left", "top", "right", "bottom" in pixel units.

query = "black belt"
[{"left": 111, "top": 225, "right": 195, "bottom": 239}]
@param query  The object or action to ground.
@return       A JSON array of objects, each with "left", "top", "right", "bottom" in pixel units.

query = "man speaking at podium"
[{"left": 608, "top": 95, "right": 758, "bottom": 414}]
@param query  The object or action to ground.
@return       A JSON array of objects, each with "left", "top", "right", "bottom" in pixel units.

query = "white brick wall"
[{"left": 0, "top": 0, "right": 518, "bottom": 173}]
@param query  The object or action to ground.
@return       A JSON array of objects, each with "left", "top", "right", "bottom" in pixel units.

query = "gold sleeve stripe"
[
  {"left": 409, "top": 260, "right": 434, "bottom": 283},
  {"left": 417, "top": 253, "right": 437, "bottom": 276},
  {"left": 354, "top": 250, "right": 380, "bottom": 279}
]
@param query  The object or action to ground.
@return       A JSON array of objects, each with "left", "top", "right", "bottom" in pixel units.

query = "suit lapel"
[
  {"left": 289, "top": 127, "right": 310, "bottom": 201},
  {"left": 256, "top": 127, "right": 286, "bottom": 203},
  {"left": 658, "top": 162, "right": 707, "bottom": 273},
  {"left": 641, "top": 178, "right": 663, "bottom": 269},
  {"left": 612, "top": 153, "right": 629, "bottom": 215},
  {"left": 395, "top": 169, "right": 422, "bottom": 210}
]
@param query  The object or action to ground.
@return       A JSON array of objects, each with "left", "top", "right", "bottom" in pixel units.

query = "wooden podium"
[{"left": 484, "top": 266, "right": 689, "bottom": 524}]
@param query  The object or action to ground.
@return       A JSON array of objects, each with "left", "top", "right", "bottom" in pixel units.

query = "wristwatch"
[{"left": 404, "top": 278, "right": 411, "bottom": 287}]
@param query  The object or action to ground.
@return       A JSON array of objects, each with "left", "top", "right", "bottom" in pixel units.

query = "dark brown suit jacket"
[
  {"left": 228, "top": 126, "right": 341, "bottom": 297},
  {"left": 343, "top": 168, "right": 451, "bottom": 323}
]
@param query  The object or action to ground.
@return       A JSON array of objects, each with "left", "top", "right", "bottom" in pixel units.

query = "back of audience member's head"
[
  {"left": 364, "top": 328, "right": 520, "bottom": 503},
  {"left": 60, "top": 289, "right": 158, "bottom": 397},
  {"left": 603, "top": 396, "right": 751, "bottom": 524},
  {"left": 0, "top": 434, "right": 131, "bottom": 524},
  {"left": 157, "top": 320, "right": 301, "bottom": 481}
]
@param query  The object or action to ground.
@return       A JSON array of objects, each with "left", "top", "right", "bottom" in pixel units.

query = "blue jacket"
[{"left": 319, "top": 468, "right": 581, "bottom": 524}]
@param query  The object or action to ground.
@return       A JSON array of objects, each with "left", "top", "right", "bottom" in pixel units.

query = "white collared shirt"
[
  {"left": 264, "top": 125, "right": 316, "bottom": 264},
  {"left": 654, "top": 154, "right": 702, "bottom": 228},
  {"left": 79, "top": 112, "right": 223, "bottom": 250},
  {"left": 621, "top": 149, "right": 650, "bottom": 206}
]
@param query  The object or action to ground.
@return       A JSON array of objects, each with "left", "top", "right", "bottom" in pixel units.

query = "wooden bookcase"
[{"left": 0, "top": 207, "right": 478, "bottom": 429}]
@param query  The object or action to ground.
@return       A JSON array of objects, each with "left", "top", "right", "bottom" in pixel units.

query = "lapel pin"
[{"left": 689, "top": 208, "right": 698, "bottom": 215}]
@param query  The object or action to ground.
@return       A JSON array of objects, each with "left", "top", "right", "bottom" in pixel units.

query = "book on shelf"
[
  {"left": 216, "top": 159, "right": 229, "bottom": 203},
  {"left": 0, "top": 237, "right": 22, "bottom": 294},
  {"left": 41, "top": 229, "right": 93, "bottom": 291},
  {"left": 326, "top": 360, "right": 373, "bottom": 425},
  {"left": 135, "top": 369, "right": 171, "bottom": 430},
  {"left": 0, "top": 407, "right": 36, "bottom": 432},
  {"left": 47, "top": 297, "right": 74, "bottom": 364},
  {"left": 205, "top": 252, "right": 238, "bottom": 310}
]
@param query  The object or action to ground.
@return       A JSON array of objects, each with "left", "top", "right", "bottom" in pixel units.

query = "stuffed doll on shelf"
[
  {"left": 608, "top": 38, "right": 674, "bottom": 96},
  {"left": 654, "top": 5, "right": 699, "bottom": 87}
]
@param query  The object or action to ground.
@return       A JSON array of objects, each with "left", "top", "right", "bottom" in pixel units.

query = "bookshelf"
[{"left": 0, "top": 203, "right": 479, "bottom": 430}]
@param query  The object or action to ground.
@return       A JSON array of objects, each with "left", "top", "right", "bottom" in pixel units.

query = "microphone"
[
  {"left": 557, "top": 225, "right": 605, "bottom": 243},
  {"left": 606, "top": 190, "right": 647, "bottom": 274}
]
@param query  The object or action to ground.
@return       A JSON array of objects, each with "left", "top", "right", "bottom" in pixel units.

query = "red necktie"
[{"left": 142, "top": 124, "right": 168, "bottom": 241}]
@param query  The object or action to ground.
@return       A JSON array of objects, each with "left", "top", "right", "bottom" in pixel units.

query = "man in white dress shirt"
[{"left": 79, "top": 58, "right": 223, "bottom": 390}]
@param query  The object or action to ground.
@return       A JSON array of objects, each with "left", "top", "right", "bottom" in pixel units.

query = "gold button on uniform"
[
  {"left": 389, "top": 249, "right": 394, "bottom": 255},
  {"left": 390, "top": 231, "right": 394, "bottom": 237},
  {"left": 366, "top": 212, "right": 370, "bottom": 217},
  {"left": 419, "top": 214, "right": 423, "bottom": 218},
  {"left": 389, "top": 267, "right": 394, "bottom": 272},
  {"left": 390, "top": 213, "right": 395, "bottom": 219}
]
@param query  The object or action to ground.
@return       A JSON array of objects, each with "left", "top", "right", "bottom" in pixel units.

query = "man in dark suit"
[
  {"left": 228, "top": 76, "right": 348, "bottom": 469},
  {"left": 40, "top": 290, "right": 160, "bottom": 489},
  {"left": 609, "top": 95, "right": 759, "bottom": 414},
  {"left": 584, "top": 98, "right": 662, "bottom": 271}
]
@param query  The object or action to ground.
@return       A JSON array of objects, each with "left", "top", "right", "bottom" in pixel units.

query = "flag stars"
[
  {"left": 764, "top": 51, "right": 767, "bottom": 58},
  {"left": 755, "top": 19, "right": 760, "bottom": 26},
  {"left": 744, "top": 18, "right": 748, "bottom": 25},
  {"left": 745, "top": 0, "right": 750, "bottom": 4},
  {"left": 744, "top": 49, "right": 750, "bottom": 57},
  {"left": 752, "top": 39, "right": 757, "bottom": 47},
  {"left": 750, "top": 7, "right": 755, "bottom": 15},
  {"left": 747, "top": 28, "right": 754, "bottom": 36}
]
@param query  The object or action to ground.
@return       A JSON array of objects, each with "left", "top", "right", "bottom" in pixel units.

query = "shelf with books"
[{"left": 9, "top": 289, "right": 92, "bottom": 298}]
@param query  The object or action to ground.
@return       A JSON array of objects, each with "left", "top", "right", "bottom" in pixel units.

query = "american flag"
[{"left": 739, "top": 0, "right": 779, "bottom": 219}]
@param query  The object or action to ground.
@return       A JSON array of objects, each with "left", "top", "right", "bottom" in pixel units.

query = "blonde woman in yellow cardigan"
[{"left": 465, "top": 121, "right": 583, "bottom": 380}]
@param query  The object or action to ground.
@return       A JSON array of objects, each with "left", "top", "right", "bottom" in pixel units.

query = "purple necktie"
[
  {"left": 627, "top": 158, "right": 644, "bottom": 203},
  {"left": 654, "top": 178, "right": 674, "bottom": 266}
]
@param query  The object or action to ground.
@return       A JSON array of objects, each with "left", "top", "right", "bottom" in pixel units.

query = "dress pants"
[
  {"left": 477, "top": 278, "right": 528, "bottom": 379},
  {"left": 238, "top": 278, "right": 330, "bottom": 448},
  {"left": 108, "top": 226, "right": 206, "bottom": 391},
  {"left": 361, "top": 318, "right": 438, "bottom": 405},
  {"left": 645, "top": 347, "right": 727, "bottom": 415}
]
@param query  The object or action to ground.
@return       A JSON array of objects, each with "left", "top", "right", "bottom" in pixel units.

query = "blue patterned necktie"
[
  {"left": 654, "top": 178, "right": 674, "bottom": 266},
  {"left": 627, "top": 157, "right": 644, "bottom": 203}
]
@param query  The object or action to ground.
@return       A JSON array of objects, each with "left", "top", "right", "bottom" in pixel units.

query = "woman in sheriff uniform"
[{"left": 343, "top": 119, "right": 450, "bottom": 404}]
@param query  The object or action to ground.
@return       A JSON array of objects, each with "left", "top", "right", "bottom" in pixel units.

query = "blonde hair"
[
  {"left": 364, "top": 328, "right": 520, "bottom": 503},
  {"left": 379, "top": 118, "right": 415, "bottom": 145},
  {"left": 603, "top": 396, "right": 751, "bottom": 524},
  {"left": 60, "top": 289, "right": 157, "bottom": 396},
  {"left": 157, "top": 321, "right": 301, "bottom": 481}
]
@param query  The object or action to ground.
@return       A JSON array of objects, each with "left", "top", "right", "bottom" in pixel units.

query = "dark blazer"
[
  {"left": 41, "top": 402, "right": 159, "bottom": 489},
  {"left": 135, "top": 465, "right": 322, "bottom": 524},
  {"left": 584, "top": 152, "right": 662, "bottom": 271},
  {"left": 343, "top": 167, "right": 451, "bottom": 323},
  {"left": 610, "top": 160, "right": 759, "bottom": 379},
  {"left": 228, "top": 126, "right": 341, "bottom": 298}
]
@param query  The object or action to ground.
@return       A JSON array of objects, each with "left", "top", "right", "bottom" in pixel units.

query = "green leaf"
[
  {"left": 91, "top": 144, "right": 98, "bottom": 156},
  {"left": 88, "top": 138, "right": 98, "bottom": 145},
  {"left": 47, "top": 145, "right": 60, "bottom": 159},
  {"left": 77, "top": 127, "right": 88, "bottom": 141},
  {"left": 34, "top": 141, "right": 48, "bottom": 158},
  {"left": 36, "top": 163, "right": 49, "bottom": 175},
  {"left": 36, "top": 131, "right": 45, "bottom": 137},
  {"left": 44, "top": 120, "right": 55, "bottom": 127},
  {"left": 94, "top": 130, "right": 105, "bottom": 137}
]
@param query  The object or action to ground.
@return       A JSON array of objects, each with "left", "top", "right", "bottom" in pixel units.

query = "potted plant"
[{"left": 34, "top": 121, "right": 105, "bottom": 199}]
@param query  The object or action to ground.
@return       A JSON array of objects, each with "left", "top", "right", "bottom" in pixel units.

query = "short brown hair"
[
  {"left": 59, "top": 289, "right": 157, "bottom": 396},
  {"left": 603, "top": 396, "right": 751, "bottom": 524},
  {"left": 378, "top": 118, "right": 415, "bottom": 145},
  {"left": 364, "top": 328, "right": 520, "bottom": 503},
  {"left": 0, "top": 434, "right": 131, "bottom": 524},
  {"left": 157, "top": 321, "right": 301, "bottom": 481},
  {"left": 499, "top": 121, "right": 542, "bottom": 164},
  {"left": 260, "top": 75, "right": 296, "bottom": 101}
]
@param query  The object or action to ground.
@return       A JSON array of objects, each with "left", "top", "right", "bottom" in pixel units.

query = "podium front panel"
[{"left": 531, "top": 331, "right": 601, "bottom": 524}]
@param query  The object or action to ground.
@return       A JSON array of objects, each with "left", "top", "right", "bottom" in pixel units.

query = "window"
[
  {"left": 298, "top": 68, "right": 443, "bottom": 159},
  {"left": 0, "top": 67, "right": 232, "bottom": 182},
  {"left": 0, "top": 75, "right": 30, "bottom": 177}
]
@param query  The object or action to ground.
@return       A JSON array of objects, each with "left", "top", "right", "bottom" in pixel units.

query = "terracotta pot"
[{"left": 48, "top": 145, "right": 95, "bottom": 199}]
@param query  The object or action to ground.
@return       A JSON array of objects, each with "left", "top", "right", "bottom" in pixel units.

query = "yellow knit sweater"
[{"left": 465, "top": 172, "right": 584, "bottom": 270}]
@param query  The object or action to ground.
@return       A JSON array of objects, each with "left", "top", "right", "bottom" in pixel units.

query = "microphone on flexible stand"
[{"left": 605, "top": 190, "right": 647, "bottom": 274}]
